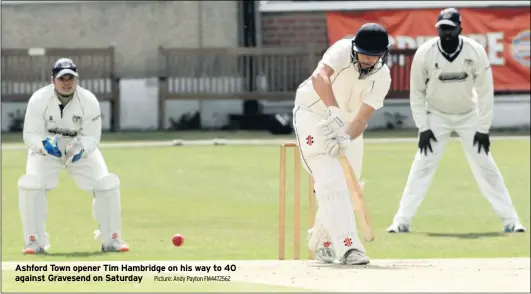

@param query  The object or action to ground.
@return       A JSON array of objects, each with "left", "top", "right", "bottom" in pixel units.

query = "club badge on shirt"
[{"left": 72, "top": 115, "right": 82, "bottom": 125}]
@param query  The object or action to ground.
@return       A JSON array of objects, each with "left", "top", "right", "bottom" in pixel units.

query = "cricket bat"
[{"left": 339, "top": 156, "right": 374, "bottom": 242}]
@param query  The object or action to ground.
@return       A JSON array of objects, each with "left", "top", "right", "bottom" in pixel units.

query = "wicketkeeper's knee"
[
  {"left": 18, "top": 174, "right": 45, "bottom": 190},
  {"left": 94, "top": 173, "right": 120, "bottom": 192}
]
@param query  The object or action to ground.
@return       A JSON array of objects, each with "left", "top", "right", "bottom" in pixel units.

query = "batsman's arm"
[
  {"left": 77, "top": 94, "right": 102, "bottom": 155},
  {"left": 312, "top": 64, "right": 338, "bottom": 108},
  {"left": 409, "top": 46, "right": 430, "bottom": 132},
  {"left": 347, "top": 74, "right": 391, "bottom": 140},
  {"left": 473, "top": 45, "right": 494, "bottom": 134},
  {"left": 311, "top": 39, "right": 351, "bottom": 109},
  {"left": 23, "top": 94, "right": 48, "bottom": 155}
]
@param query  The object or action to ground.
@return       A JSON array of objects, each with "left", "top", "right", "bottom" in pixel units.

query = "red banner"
[{"left": 327, "top": 8, "right": 530, "bottom": 92}]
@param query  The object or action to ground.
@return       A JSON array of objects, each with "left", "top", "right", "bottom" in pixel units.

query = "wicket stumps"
[{"left": 278, "top": 142, "right": 316, "bottom": 260}]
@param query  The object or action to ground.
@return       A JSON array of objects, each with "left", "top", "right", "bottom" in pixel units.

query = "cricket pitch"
[{"left": 3, "top": 257, "right": 529, "bottom": 292}]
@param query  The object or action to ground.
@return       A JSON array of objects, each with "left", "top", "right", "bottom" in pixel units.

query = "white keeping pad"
[
  {"left": 93, "top": 173, "right": 122, "bottom": 244},
  {"left": 18, "top": 174, "right": 47, "bottom": 247}
]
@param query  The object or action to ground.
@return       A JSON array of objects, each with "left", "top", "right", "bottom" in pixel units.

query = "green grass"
[
  {"left": 2, "top": 139, "right": 529, "bottom": 262},
  {"left": 2, "top": 138, "right": 530, "bottom": 292}
]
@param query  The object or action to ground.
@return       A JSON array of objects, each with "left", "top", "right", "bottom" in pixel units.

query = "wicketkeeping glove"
[
  {"left": 42, "top": 135, "right": 62, "bottom": 158},
  {"left": 64, "top": 138, "right": 86, "bottom": 165}
]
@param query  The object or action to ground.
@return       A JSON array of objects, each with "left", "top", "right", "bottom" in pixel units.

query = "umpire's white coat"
[{"left": 23, "top": 84, "right": 109, "bottom": 191}]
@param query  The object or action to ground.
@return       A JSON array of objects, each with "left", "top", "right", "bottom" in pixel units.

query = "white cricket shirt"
[
  {"left": 410, "top": 36, "right": 494, "bottom": 133},
  {"left": 295, "top": 38, "right": 392, "bottom": 122},
  {"left": 23, "top": 84, "right": 102, "bottom": 156}
]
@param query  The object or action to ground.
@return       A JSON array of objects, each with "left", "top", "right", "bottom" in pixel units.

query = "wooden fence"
[
  {"left": 1, "top": 47, "right": 121, "bottom": 131},
  {"left": 1, "top": 46, "right": 416, "bottom": 132},
  {"left": 158, "top": 46, "right": 416, "bottom": 129}
]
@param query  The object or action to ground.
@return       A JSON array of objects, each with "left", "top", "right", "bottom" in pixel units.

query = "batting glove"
[
  {"left": 317, "top": 106, "right": 346, "bottom": 140},
  {"left": 42, "top": 135, "right": 62, "bottom": 158},
  {"left": 324, "top": 134, "right": 351, "bottom": 157},
  {"left": 64, "top": 138, "right": 86, "bottom": 164}
]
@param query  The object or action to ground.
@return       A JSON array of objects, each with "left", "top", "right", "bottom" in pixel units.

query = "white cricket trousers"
[
  {"left": 25, "top": 148, "right": 109, "bottom": 191},
  {"left": 392, "top": 109, "right": 521, "bottom": 226},
  {"left": 292, "top": 104, "right": 366, "bottom": 257}
]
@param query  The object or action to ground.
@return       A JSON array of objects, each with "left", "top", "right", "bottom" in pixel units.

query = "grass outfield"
[
  {"left": 1, "top": 136, "right": 529, "bottom": 292},
  {"left": 2, "top": 138, "right": 529, "bottom": 262}
]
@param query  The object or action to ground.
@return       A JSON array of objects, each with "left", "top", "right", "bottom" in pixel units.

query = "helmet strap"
[{"left": 353, "top": 50, "right": 389, "bottom": 78}]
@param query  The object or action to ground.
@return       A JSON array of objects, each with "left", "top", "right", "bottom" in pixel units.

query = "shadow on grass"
[
  {"left": 308, "top": 262, "right": 404, "bottom": 270},
  {"left": 421, "top": 231, "right": 507, "bottom": 239},
  {"left": 42, "top": 251, "right": 108, "bottom": 257}
]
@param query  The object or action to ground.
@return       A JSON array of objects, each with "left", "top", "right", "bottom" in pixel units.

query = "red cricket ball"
[{"left": 172, "top": 234, "right": 184, "bottom": 247}]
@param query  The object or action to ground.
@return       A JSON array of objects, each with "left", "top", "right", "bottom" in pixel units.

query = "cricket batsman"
[
  {"left": 18, "top": 58, "right": 129, "bottom": 254},
  {"left": 387, "top": 8, "right": 526, "bottom": 234},
  {"left": 293, "top": 23, "right": 392, "bottom": 264}
]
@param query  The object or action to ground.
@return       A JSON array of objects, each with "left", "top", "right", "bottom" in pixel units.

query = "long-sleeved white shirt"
[
  {"left": 409, "top": 36, "right": 494, "bottom": 133},
  {"left": 295, "top": 38, "right": 391, "bottom": 122},
  {"left": 23, "top": 84, "right": 102, "bottom": 156}
]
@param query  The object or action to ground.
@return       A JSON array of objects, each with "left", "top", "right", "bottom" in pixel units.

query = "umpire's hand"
[
  {"left": 418, "top": 130, "right": 437, "bottom": 156},
  {"left": 473, "top": 132, "right": 490, "bottom": 154}
]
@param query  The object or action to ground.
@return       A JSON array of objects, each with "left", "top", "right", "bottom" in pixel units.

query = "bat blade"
[{"left": 339, "top": 156, "right": 374, "bottom": 242}]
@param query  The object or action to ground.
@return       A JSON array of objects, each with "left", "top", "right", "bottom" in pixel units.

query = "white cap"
[
  {"left": 435, "top": 19, "right": 458, "bottom": 28},
  {"left": 54, "top": 68, "right": 78, "bottom": 78},
  {"left": 52, "top": 58, "right": 78, "bottom": 78}
]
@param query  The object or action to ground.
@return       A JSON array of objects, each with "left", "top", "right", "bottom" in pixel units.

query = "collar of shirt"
[
  {"left": 437, "top": 37, "right": 463, "bottom": 57},
  {"left": 53, "top": 90, "right": 76, "bottom": 106}
]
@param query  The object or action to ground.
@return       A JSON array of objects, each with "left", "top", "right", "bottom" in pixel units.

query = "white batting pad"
[
  {"left": 93, "top": 174, "right": 122, "bottom": 244},
  {"left": 309, "top": 155, "right": 365, "bottom": 258},
  {"left": 307, "top": 213, "right": 329, "bottom": 252},
  {"left": 293, "top": 107, "right": 332, "bottom": 159},
  {"left": 18, "top": 175, "right": 47, "bottom": 247}
]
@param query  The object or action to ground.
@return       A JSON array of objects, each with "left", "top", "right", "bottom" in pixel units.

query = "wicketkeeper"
[{"left": 18, "top": 58, "right": 129, "bottom": 254}]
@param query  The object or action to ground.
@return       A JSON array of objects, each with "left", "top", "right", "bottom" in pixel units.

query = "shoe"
[
  {"left": 23, "top": 235, "right": 46, "bottom": 254},
  {"left": 101, "top": 240, "right": 129, "bottom": 252},
  {"left": 340, "top": 249, "right": 370, "bottom": 265},
  {"left": 97, "top": 230, "right": 129, "bottom": 252},
  {"left": 504, "top": 223, "right": 527, "bottom": 233},
  {"left": 101, "top": 232, "right": 129, "bottom": 252},
  {"left": 307, "top": 228, "right": 335, "bottom": 264},
  {"left": 387, "top": 223, "right": 410, "bottom": 233},
  {"left": 315, "top": 242, "right": 336, "bottom": 264}
]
